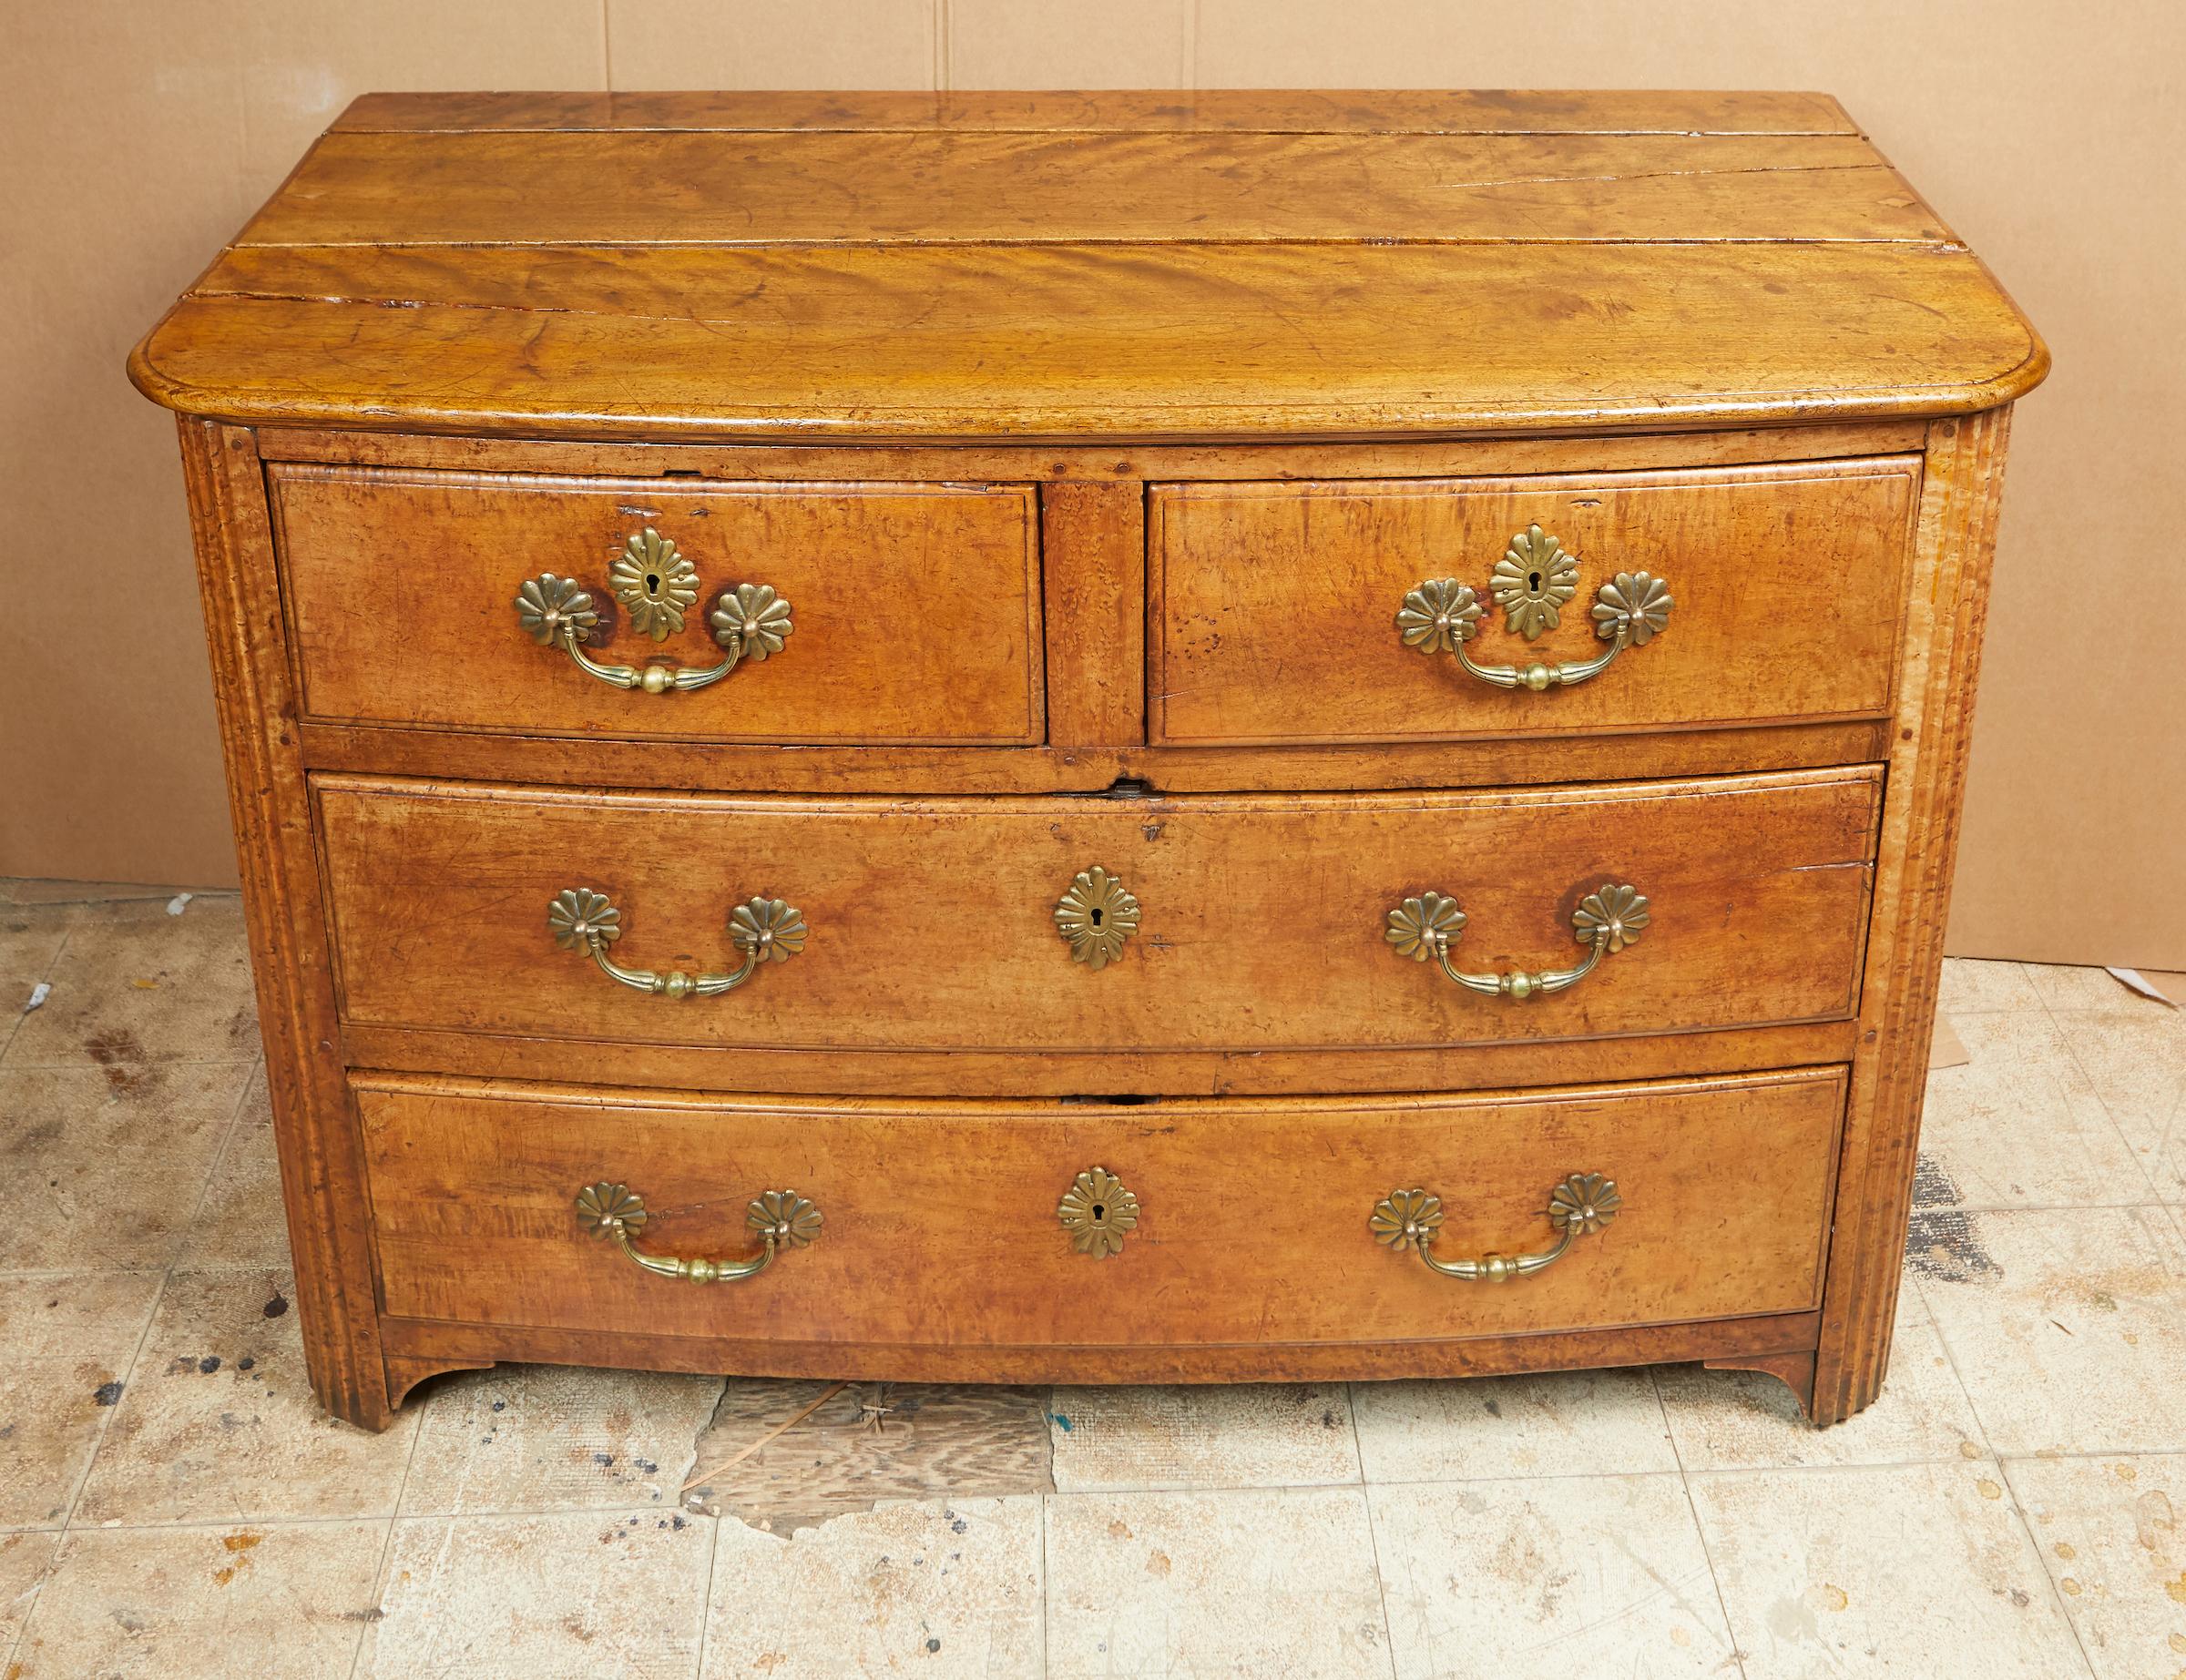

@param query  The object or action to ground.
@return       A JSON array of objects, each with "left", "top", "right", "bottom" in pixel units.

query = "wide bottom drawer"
[{"left": 359, "top": 1067, "right": 1844, "bottom": 1352}]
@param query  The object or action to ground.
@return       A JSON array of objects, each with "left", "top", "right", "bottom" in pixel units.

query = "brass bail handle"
[
  {"left": 515, "top": 527, "right": 793, "bottom": 694},
  {"left": 1395, "top": 524, "right": 1671, "bottom": 692},
  {"left": 1386, "top": 883, "right": 1649, "bottom": 1000},
  {"left": 576, "top": 1182, "right": 822, "bottom": 1283},
  {"left": 547, "top": 888, "right": 806, "bottom": 999},
  {"left": 1373, "top": 1173, "right": 1622, "bottom": 1282}
]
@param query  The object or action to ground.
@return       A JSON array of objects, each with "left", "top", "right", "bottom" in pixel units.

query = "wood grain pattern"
[
  {"left": 1040, "top": 482, "right": 1144, "bottom": 749},
  {"left": 1811, "top": 408, "right": 2015, "bottom": 1425},
  {"left": 355, "top": 1068, "right": 1845, "bottom": 1349},
  {"left": 376, "top": 1309, "right": 1823, "bottom": 1390},
  {"left": 177, "top": 420, "right": 393, "bottom": 1431},
  {"left": 291, "top": 720, "right": 1894, "bottom": 798},
  {"left": 383, "top": 1352, "right": 492, "bottom": 1410},
  {"left": 338, "top": 1017, "right": 1863, "bottom": 1101},
  {"left": 1705, "top": 1349, "right": 1818, "bottom": 1413},
  {"left": 126, "top": 95, "right": 2039, "bottom": 443},
  {"left": 332, "top": 89, "right": 1865, "bottom": 137},
  {"left": 269, "top": 466, "right": 1043, "bottom": 745},
  {"left": 250, "top": 419, "right": 1934, "bottom": 482},
  {"left": 315, "top": 769, "right": 1880, "bottom": 1063},
  {"left": 1151, "top": 457, "right": 1919, "bottom": 746},
  {"left": 246, "top": 130, "right": 1936, "bottom": 247},
  {"left": 134, "top": 240, "right": 2043, "bottom": 442}
]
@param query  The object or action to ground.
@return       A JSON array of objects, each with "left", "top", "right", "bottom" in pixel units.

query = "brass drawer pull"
[
  {"left": 1396, "top": 524, "right": 1670, "bottom": 692},
  {"left": 547, "top": 888, "right": 806, "bottom": 999},
  {"left": 576, "top": 1182, "right": 821, "bottom": 1282},
  {"left": 1386, "top": 881, "right": 1647, "bottom": 1000},
  {"left": 1373, "top": 1173, "right": 1621, "bottom": 1281},
  {"left": 515, "top": 528, "right": 792, "bottom": 695}
]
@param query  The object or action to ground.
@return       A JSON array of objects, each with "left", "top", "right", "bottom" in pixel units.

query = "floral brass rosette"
[
  {"left": 576, "top": 1181, "right": 648, "bottom": 1238},
  {"left": 1572, "top": 884, "right": 1650, "bottom": 953},
  {"left": 1547, "top": 1173, "right": 1622, "bottom": 1236},
  {"left": 516, "top": 574, "right": 600, "bottom": 647},
  {"left": 1591, "top": 571, "right": 1673, "bottom": 646},
  {"left": 746, "top": 1189, "right": 824, "bottom": 1248},
  {"left": 547, "top": 888, "right": 620, "bottom": 955},
  {"left": 1385, "top": 891, "right": 1466, "bottom": 960},
  {"left": 730, "top": 896, "right": 808, "bottom": 963},
  {"left": 710, "top": 582, "right": 794, "bottom": 662},
  {"left": 1370, "top": 1187, "right": 1445, "bottom": 1252},
  {"left": 1395, "top": 577, "right": 1483, "bottom": 654}
]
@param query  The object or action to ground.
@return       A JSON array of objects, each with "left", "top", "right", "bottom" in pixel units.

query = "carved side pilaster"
[
  {"left": 179, "top": 417, "right": 393, "bottom": 1430},
  {"left": 1811, "top": 406, "right": 2014, "bottom": 1423}
]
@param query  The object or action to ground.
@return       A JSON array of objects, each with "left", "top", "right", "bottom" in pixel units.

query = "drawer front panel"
[
  {"left": 1150, "top": 457, "right": 1918, "bottom": 746},
  {"left": 318, "top": 769, "right": 1878, "bottom": 1057},
  {"left": 271, "top": 465, "right": 1044, "bottom": 744},
  {"left": 360, "top": 1069, "right": 1844, "bottom": 1347}
]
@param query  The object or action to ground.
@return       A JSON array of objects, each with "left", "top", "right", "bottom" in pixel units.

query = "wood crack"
[{"left": 1417, "top": 160, "right": 1900, "bottom": 190}]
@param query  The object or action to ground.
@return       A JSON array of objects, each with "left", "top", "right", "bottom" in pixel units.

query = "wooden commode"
[{"left": 131, "top": 90, "right": 2047, "bottom": 1429}]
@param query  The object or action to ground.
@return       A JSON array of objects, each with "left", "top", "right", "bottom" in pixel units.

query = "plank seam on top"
[
  {"left": 232, "top": 128, "right": 1945, "bottom": 249},
  {"left": 225, "top": 180, "right": 1950, "bottom": 252}
]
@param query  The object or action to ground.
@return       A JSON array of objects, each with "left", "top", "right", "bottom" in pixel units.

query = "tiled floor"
[{"left": 2, "top": 881, "right": 2183, "bottom": 1678}]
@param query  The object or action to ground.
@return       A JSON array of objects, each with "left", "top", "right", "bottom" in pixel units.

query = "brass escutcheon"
[
  {"left": 1058, "top": 1166, "right": 1140, "bottom": 1257},
  {"left": 1054, "top": 867, "right": 1139, "bottom": 971}
]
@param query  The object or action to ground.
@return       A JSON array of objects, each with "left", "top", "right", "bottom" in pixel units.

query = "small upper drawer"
[
  {"left": 1149, "top": 457, "right": 1919, "bottom": 747},
  {"left": 268, "top": 465, "right": 1044, "bottom": 745}
]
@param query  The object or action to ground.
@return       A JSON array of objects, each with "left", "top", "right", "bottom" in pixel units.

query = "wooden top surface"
[{"left": 131, "top": 90, "right": 2046, "bottom": 443}]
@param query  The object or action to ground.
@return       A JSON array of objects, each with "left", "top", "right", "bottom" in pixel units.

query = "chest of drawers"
[{"left": 132, "top": 89, "right": 2046, "bottom": 1430}]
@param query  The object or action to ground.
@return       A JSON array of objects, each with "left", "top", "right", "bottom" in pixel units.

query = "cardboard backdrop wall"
[{"left": 5, "top": 1, "right": 2179, "bottom": 966}]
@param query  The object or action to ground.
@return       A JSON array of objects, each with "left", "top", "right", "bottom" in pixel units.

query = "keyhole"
[
  {"left": 1090, "top": 907, "right": 1105, "bottom": 926},
  {"left": 1527, "top": 570, "right": 1543, "bottom": 592},
  {"left": 1090, "top": 1204, "right": 1107, "bottom": 1222},
  {"left": 645, "top": 571, "right": 662, "bottom": 597}
]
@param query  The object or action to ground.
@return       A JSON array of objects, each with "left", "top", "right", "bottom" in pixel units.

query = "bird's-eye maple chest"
[{"left": 132, "top": 88, "right": 2046, "bottom": 1428}]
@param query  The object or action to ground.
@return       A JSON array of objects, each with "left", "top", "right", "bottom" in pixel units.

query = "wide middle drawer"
[{"left": 317, "top": 768, "right": 1878, "bottom": 1058}]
